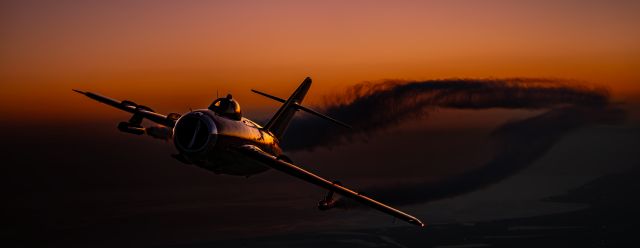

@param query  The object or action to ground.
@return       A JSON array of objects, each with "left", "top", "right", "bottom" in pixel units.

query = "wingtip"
[
  {"left": 340, "top": 122, "right": 354, "bottom": 129},
  {"left": 72, "top": 89, "right": 86, "bottom": 94},
  {"left": 409, "top": 218, "right": 426, "bottom": 227}
]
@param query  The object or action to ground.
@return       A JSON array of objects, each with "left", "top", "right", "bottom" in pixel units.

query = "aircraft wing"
[
  {"left": 73, "top": 89, "right": 177, "bottom": 127},
  {"left": 232, "top": 144, "right": 425, "bottom": 227}
]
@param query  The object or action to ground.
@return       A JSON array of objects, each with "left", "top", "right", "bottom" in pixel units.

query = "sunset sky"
[
  {"left": 3, "top": 1, "right": 640, "bottom": 246},
  {"left": 1, "top": 0, "right": 638, "bottom": 122}
]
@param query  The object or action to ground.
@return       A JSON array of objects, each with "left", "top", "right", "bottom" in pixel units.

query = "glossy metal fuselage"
[{"left": 173, "top": 109, "right": 282, "bottom": 176}]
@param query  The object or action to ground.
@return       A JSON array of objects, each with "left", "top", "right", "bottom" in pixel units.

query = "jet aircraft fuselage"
[{"left": 173, "top": 109, "right": 281, "bottom": 176}]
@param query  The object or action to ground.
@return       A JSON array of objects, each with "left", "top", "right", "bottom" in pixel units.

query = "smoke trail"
[
  {"left": 277, "top": 78, "right": 625, "bottom": 208},
  {"left": 282, "top": 78, "right": 609, "bottom": 151}
]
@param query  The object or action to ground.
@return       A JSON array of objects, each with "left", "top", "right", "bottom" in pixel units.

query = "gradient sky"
[
  {"left": 1, "top": 0, "right": 639, "bottom": 122},
  {"left": 3, "top": 1, "right": 640, "bottom": 246}
]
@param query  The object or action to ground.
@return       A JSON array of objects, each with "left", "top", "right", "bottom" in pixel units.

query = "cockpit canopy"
[{"left": 208, "top": 94, "right": 242, "bottom": 120}]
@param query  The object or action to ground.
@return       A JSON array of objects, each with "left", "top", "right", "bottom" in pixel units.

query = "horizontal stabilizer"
[
  {"left": 251, "top": 89, "right": 351, "bottom": 129},
  {"left": 251, "top": 89, "right": 286, "bottom": 103}
]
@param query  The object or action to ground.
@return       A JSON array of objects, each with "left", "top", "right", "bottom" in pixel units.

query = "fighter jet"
[{"left": 73, "top": 77, "right": 424, "bottom": 227}]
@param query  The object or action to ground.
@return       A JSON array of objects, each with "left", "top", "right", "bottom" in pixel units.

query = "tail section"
[
  {"left": 263, "top": 77, "right": 312, "bottom": 139},
  {"left": 257, "top": 77, "right": 350, "bottom": 140}
]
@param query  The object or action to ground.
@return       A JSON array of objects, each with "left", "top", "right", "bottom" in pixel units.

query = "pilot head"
[{"left": 208, "top": 94, "right": 242, "bottom": 120}]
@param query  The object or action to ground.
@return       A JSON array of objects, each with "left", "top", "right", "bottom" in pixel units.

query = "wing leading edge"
[
  {"left": 73, "top": 89, "right": 176, "bottom": 127},
  {"left": 233, "top": 144, "right": 425, "bottom": 227}
]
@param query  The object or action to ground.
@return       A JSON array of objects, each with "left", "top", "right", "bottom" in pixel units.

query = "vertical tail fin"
[{"left": 263, "top": 77, "right": 312, "bottom": 139}]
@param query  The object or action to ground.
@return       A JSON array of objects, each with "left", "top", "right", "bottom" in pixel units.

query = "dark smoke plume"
[
  {"left": 278, "top": 78, "right": 625, "bottom": 208},
  {"left": 282, "top": 78, "right": 610, "bottom": 151}
]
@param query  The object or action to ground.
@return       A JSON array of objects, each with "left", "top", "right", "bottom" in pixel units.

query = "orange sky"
[{"left": 1, "top": 0, "right": 639, "bottom": 122}]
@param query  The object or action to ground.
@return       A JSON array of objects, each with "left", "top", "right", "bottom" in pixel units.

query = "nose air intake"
[{"left": 174, "top": 112, "right": 215, "bottom": 152}]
